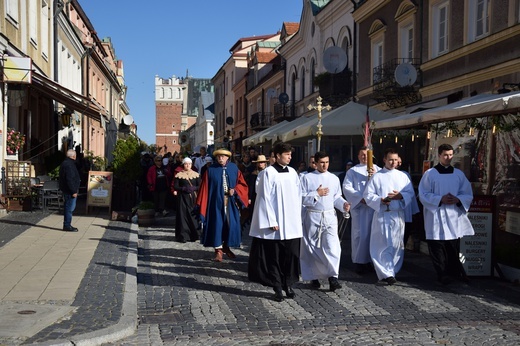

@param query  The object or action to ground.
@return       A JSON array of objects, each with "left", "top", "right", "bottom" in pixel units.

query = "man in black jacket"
[{"left": 59, "top": 149, "right": 81, "bottom": 232}]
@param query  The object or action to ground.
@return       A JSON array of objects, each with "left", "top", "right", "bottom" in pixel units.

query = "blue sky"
[{"left": 80, "top": 0, "right": 303, "bottom": 145}]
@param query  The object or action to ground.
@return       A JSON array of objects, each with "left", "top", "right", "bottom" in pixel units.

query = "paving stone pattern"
[
  {"left": 24, "top": 220, "right": 132, "bottom": 344},
  {"left": 116, "top": 222, "right": 520, "bottom": 346}
]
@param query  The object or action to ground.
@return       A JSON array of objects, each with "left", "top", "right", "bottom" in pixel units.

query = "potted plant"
[
  {"left": 6, "top": 127, "right": 25, "bottom": 159},
  {"left": 134, "top": 200, "right": 155, "bottom": 227}
]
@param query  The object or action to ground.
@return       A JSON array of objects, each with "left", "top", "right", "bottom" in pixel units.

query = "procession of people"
[{"left": 138, "top": 141, "right": 474, "bottom": 301}]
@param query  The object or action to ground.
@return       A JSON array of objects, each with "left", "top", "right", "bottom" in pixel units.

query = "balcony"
[
  {"left": 372, "top": 58, "right": 421, "bottom": 109},
  {"left": 273, "top": 102, "right": 296, "bottom": 121},
  {"left": 250, "top": 112, "right": 273, "bottom": 131}
]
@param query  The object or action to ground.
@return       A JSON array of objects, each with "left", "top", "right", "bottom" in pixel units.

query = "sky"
[{"left": 80, "top": 0, "right": 304, "bottom": 145}]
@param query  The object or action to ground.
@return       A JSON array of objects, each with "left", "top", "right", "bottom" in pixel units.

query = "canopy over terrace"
[
  {"left": 241, "top": 120, "right": 288, "bottom": 147},
  {"left": 375, "top": 92, "right": 520, "bottom": 130},
  {"left": 282, "top": 101, "right": 397, "bottom": 143}
]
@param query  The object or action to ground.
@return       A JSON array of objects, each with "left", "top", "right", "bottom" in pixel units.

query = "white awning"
[
  {"left": 376, "top": 92, "right": 520, "bottom": 130},
  {"left": 282, "top": 101, "right": 396, "bottom": 142},
  {"left": 241, "top": 120, "right": 288, "bottom": 146}
]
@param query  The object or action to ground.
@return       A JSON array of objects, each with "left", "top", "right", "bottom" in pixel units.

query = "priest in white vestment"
[
  {"left": 363, "top": 148, "right": 415, "bottom": 285},
  {"left": 300, "top": 151, "right": 350, "bottom": 291},
  {"left": 248, "top": 142, "right": 303, "bottom": 302},
  {"left": 418, "top": 143, "right": 474, "bottom": 284},
  {"left": 343, "top": 146, "right": 380, "bottom": 274}
]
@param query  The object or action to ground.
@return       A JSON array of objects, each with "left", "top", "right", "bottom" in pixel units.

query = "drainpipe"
[
  {"left": 81, "top": 46, "right": 92, "bottom": 155},
  {"left": 350, "top": 0, "right": 359, "bottom": 100}
]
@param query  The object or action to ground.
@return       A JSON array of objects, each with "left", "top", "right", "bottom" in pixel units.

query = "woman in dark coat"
[{"left": 172, "top": 157, "right": 201, "bottom": 242}]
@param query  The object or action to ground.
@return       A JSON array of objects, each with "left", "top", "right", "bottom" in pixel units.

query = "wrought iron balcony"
[
  {"left": 372, "top": 58, "right": 421, "bottom": 108},
  {"left": 273, "top": 102, "right": 296, "bottom": 121},
  {"left": 250, "top": 112, "right": 273, "bottom": 130}
]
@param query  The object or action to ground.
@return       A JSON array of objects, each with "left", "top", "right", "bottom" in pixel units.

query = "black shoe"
[
  {"left": 273, "top": 287, "right": 284, "bottom": 302},
  {"left": 383, "top": 276, "right": 397, "bottom": 285},
  {"left": 329, "top": 277, "right": 342, "bottom": 291},
  {"left": 63, "top": 227, "right": 78, "bottom": 232},
  {"left": 284, "top": 286, "right": 296, "bottom": 299},
  {"left": 310, "top": 279, "right": 321, "bottom": 289}
]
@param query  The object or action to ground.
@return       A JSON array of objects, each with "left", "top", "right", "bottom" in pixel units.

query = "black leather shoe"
[
  {"left": 383, "top": 276, "right": 397, "bottom": 285},
  {"left": 63, "top": 227, "right": 78, "bottom": 232},
  {"left": 273, "top": 287, "right": 284, "bottom": 302},
  {"left": 310, "top": 279, "right": 321, "bottom": 289},
  {"left": 284, "top": 286, "right": 296, "bottom": 298},
  {"left": 329, "top": 277, "right": 342, "bottom": 291}
]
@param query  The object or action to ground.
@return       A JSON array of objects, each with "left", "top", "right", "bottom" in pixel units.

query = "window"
[
  {"left": 468, "top": 0, "right": 490, "bottom": 42},
  {"left": 6, "top": 0, "right": 19, "bottom": 23},
  {"left": 400, "top": 24, "right": 414, "bottom": 62},
  {"left": 372, "top": 40, "right": 384, "bottom": 83},
  {"left": 29, "top": 1, "right": 37, "bottom": 45},
  {"left": 310, "top": 58, "right": 315, "bottom": 92},
  {"left": 41, "top": 1, "right": 49, "bottom": 58},
  {"left": 432, "top": 1, "right": 449, "bottom": 57},
  {"left": 300, "top": 66, "right": 305, "bottom": 99}
]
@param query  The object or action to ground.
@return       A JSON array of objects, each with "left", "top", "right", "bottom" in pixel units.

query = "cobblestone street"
[{"left": 112, "top": 220, "right": 520, "bottom": 346}]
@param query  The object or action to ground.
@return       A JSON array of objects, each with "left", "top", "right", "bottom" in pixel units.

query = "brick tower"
[{"left": 155, "top": 75, "right": 186, "bottom": 154}]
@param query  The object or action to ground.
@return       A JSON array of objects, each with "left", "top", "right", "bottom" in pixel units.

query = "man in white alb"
[
  {"left": 342, "top": 146, "right": 380, "bottom": 274},
  {"left": 248, "top": 142, "right": 303, "bottom": 302},
  {"left": 418, "top": 143, "right": 474, "bottom": 284},
  {"left": 363, "top": 148, "right": 415, "bottom": 285},
  {"left": 300, "top": 151, "right": 350, "bottom": 291}
]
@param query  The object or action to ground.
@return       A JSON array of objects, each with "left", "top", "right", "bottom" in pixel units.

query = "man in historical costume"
[
  {"left": 418, "top": 143, "right": 474, "bottom": 284},
  {"left": 196, "top": 148, "right": 249, "bottom": 262},
  {"left": 363, "top": 148, "right": 415, "bottom": 285},
  {"left": 342, "top": 146, "right": 381, "bottom": 274},
  {"left": 248, "top": 142, "right": 303, "bottom": 302},
  {"left": 300, "top": 151, "right": 350, "bottom": 291}
]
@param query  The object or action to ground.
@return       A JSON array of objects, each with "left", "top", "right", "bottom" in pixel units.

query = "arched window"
[
  {"left": 291, "top": 72, "right": 297, "bottom": 116},
  {"left": 300, "top": 66, "right": 306, "bottom": 99},
  {"left": 310, "top": 58, "right": 316, "bottom": 91}
]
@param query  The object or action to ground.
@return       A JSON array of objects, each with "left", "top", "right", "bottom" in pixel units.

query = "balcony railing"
[
  {"left": 372, "top": 58, "right": 421, "bottom": 108},
  {"left": 273, "top": 102, "right": 296, "bottom": 120},
  {"left": 250, "top": 112, "right": 273, "bottom": 130}
]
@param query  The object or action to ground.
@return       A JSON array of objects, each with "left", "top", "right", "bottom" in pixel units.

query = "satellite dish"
[
  {"left": 278, "top": 92, "right": 289, "bottom": 104},
  {"left": 323, "top": 46, "right": 348, "bottom": 74},
  {"left": 394, "top": 63, "right": 417, "bottom": 87},
  {"left": 123, "top": 115, "right": 134, "bottom": 125},
  {"left": 266, "top": 88, "right": 277, "bottom": 98},
  {"left": 226, "top": 116, "right": 234, "bottom": 125}
]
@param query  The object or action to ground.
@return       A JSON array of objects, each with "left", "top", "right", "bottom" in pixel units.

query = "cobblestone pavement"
[{"left": 112, "top": 220, "right": 520, "bottom": 346}]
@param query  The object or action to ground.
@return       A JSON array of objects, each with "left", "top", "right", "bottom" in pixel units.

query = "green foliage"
[
  {"left": 111, "top": 136, "right": 142, "bottom": 183},
  {"left": 84, "top": 150, "right": 107, "bottom": 171},
  {"left": 44, "top": 151, "right": 65, "bottom": 178}
]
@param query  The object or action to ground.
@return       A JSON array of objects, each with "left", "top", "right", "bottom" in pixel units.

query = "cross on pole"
[{"left": 307, "top": 96, "right": 331, "bottom": 152}]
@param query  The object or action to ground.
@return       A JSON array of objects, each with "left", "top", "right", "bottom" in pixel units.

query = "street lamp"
[{"left": 307, "top": 96, "right": 331, "bottom": 152}]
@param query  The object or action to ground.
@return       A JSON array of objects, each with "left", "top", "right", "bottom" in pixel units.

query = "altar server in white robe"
[
  {"left": 248, "top": 142, "right": 303, "bottom": 302},
  {"left": 418, "top": 143, "right": 474, "bottom": 285},
  {"left": 363, "top": 148, "right": 415, "bottom": 285},
  {"left": 300, "top": 151, "right": 350, "bottom": 291},
  {"left": 343, "top": 146, "right": 380, "bottom": 274}
]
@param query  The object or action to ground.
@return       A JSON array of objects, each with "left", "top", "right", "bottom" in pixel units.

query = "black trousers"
[{"left": 427, "top": 238, "right": 467, "bottom": 281}]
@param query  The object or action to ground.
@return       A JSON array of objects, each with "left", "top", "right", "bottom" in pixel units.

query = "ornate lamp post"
[{"left": 307, "top": 96, "right": 331, "bottom": 152}]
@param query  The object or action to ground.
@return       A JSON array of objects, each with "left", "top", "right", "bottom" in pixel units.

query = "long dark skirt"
[
  {"left": 175, "top": 193, "right": 200, "bottom": 242},
  {"left": 248, "top": 237, "right": 301, "bottom": 289}
]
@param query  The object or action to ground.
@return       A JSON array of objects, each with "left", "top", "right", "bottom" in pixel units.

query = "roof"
[
  {"left": 257, "top": 41, "right": 281, "bottom": 49},
  {"left": 255, "top": 52, "right": 278, "bottom": 64},
  {"left": 309, "top": 0, "right": 332, "bottom": 15},
  {"left": 283, "top": 22, "right": 300, "bottom": 36}
]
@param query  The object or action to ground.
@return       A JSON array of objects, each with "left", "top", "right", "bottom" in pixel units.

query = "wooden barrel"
[{"left": 137, "top": 209, "right": 155, "bottom": 227}]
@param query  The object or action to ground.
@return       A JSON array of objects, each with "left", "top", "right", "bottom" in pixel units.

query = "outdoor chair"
[{"left": 41, "top": 180, "right": 62, "bottom": 212}]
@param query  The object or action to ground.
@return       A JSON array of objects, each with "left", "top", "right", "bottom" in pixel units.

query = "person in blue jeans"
[{"left": 59, "top": 149, "right": 81, "bottom": 232}]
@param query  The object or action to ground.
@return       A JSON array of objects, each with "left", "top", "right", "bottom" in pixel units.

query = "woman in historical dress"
[{"left": 172, "top": 157, "right": 201, "bottom": 242}]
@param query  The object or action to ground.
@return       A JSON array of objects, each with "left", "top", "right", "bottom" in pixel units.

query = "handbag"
[{"left": 187, "top": 179, "right": 197, "bottom": 198}]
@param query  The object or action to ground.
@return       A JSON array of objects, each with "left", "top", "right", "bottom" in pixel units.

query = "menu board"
[
  {"left": 86, "top": 171, "right": 113, "bottom": 213},
  {"left": 460, "top": 195, "right": 493, "bottom": 276}
]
